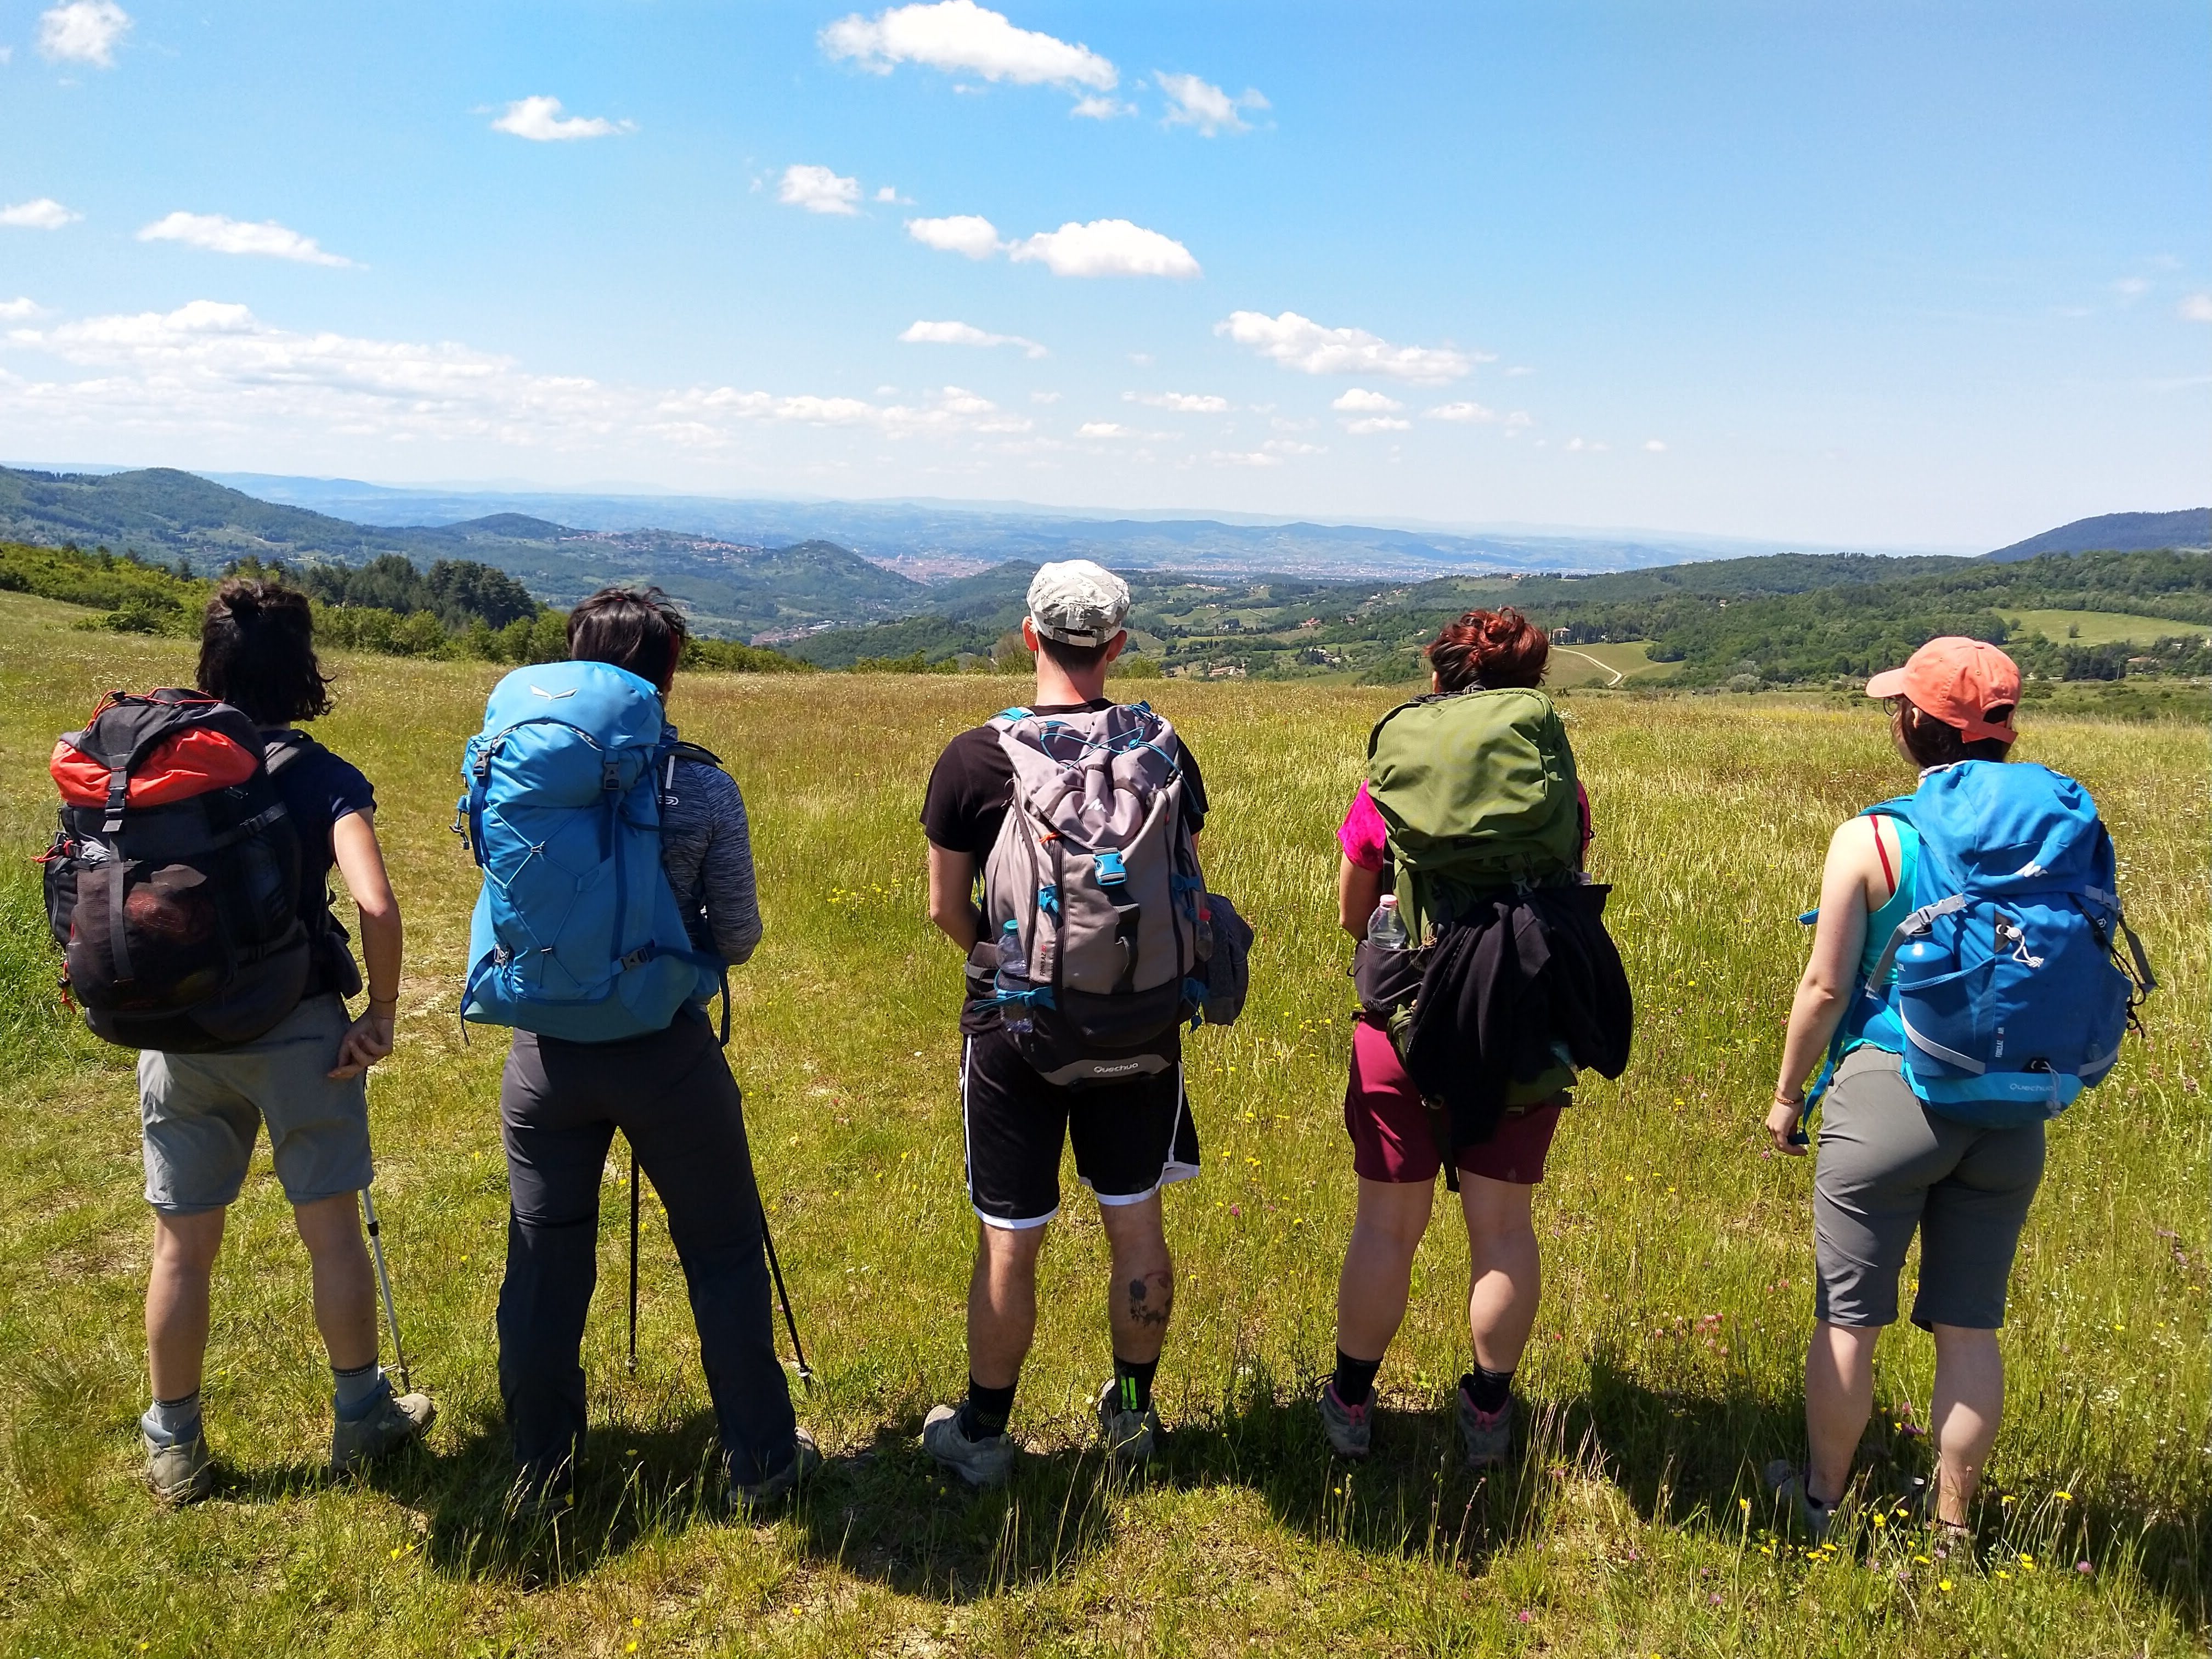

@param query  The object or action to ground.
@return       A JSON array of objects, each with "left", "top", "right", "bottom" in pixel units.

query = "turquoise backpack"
[{"left": 456, "top": 661, "right": 721, "bottom": 1042}]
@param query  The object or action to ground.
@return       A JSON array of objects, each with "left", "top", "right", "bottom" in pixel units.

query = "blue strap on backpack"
[
  {"left": 1831, "top": 761, "right": 2153, "bottom": 1128},
  {"left": 454, "top": 661, "right": 723, "bottom": 1043}
]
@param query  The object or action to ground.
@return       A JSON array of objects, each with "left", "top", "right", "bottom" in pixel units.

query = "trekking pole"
[
  {"left": 627, "top": 1147, "right": 641, "bottom": 1377},
  {"left": 760, "top": 1206, "right": 813, "bottom": 1390},
  {"left": 360, "top": 1187, "right": 413, "bottom": 1396}
]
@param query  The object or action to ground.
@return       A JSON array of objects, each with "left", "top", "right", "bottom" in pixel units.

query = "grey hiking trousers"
[{"left": 495, "top": 1008, "right": 798, "bottom": 1488}]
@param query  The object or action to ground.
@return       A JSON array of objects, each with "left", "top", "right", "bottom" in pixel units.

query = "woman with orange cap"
[{"left": 1763, "top": 637, "right": 2042, "bottom": 1541}]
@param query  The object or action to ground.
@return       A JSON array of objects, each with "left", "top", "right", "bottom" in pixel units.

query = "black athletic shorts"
[{"left": 960, "top": 1023, "right": 1201, "bottom": 1228}]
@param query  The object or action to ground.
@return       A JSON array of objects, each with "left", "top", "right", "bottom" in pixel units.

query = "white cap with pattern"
[{"left": 1025, "top": 559, "right": 1130, "bottom": 646}]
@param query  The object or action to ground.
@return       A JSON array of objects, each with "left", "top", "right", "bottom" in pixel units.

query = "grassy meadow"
[
  {"left": 0, "top": 589, "right": 2204, "bottom": 1657},
  {"left": 2002, "top": 610, "right": 2211, "bottom": 648}
]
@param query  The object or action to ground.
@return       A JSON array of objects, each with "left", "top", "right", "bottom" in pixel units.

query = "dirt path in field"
[{"left": 1553, "top": 646, "right": 1626, "bottom": 686}]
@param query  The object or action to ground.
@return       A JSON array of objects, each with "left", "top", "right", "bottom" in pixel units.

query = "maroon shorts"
[{"left": 1342, "top": 1018, "right": 1562, "bottom": 1186}]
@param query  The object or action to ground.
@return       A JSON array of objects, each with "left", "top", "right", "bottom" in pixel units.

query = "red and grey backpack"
[{"left": 42, "top": 689, "right": 314, "bottom": 1052}]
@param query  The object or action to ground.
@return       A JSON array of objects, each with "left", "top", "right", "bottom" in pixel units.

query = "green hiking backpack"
[{"left": 1365, "top": 686, "right": 1581, "bottom": 942}]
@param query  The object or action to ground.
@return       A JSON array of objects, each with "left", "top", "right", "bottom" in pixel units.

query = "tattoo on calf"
[{"left": 1124, "top": 1268, "right": 1173, "bottom": 1328}]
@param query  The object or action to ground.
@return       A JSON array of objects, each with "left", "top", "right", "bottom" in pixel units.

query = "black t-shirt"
[
  {"left": 921, "top": 701, "right": 1208, "bottom": 1034},
  {"left": 919, "top": 699, "right": 1209, "bottom": 856},
  {"left": 268, "top": 731, "right": 375, "bottom": 997}
]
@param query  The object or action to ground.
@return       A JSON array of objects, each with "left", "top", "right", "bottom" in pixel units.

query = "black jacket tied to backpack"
[{"left": 1399, "top": 883, "right": 1635, "bottom": 1152}]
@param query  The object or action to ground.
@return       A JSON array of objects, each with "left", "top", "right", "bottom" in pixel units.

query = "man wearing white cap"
[{"left": 917, "top": 560, "right": 1209, "bottom": 1485}]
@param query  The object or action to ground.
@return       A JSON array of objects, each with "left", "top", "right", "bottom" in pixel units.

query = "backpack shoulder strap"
[{"left": 262, "top": 729, "right": 325, "bottom": 777}]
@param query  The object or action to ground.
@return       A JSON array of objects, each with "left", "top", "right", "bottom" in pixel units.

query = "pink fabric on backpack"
[{"left": 1338, "top": 779, "right": 1596, "bottom": 872}]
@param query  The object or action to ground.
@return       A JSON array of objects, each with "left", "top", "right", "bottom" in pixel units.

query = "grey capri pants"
[{"left": 1813, "top": 1046, "right": 2046, "bottom": 1330}]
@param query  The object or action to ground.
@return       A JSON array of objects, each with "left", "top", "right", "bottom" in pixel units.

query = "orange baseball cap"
[{"left": 1865, "top": 636, "right": 2021, "bottom": 744}]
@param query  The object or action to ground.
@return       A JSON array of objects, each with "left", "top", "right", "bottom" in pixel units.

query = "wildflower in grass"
[
  {"left": 2055, "top": 1490, "right": 2073, "bottom": 1502},
  {"left": 2076, "top": 1561, "right": 2094, "bottom": 1574},
  {"left": 1939, "top": 1579, "right": 1953, "bottom": 1592}
]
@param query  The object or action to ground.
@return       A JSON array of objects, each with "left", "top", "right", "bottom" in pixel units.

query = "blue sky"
[{"left": 2, "top": 1, "right": 2206, "bottom": 547}]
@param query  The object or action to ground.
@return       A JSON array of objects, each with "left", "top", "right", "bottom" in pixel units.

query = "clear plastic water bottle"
[
  {"left": 1367, "top": 893, "right": 1409, "bottom": 950},
  {"left": 996, "top": 919, "right": 1034, "bottom": 1032}
]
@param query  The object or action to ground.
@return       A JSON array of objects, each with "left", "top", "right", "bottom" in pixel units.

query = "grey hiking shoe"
[
  {"left": 144, "top": 1429, "right": 214, "bottom": 1505},
  {"left": 330, "top": 1383, "right": 435, "bottom": 1475},
  {"left": 1763, "top": 1458, "right": 1835, "bottom": 1542},
  {"left": 921, "top": 1403, "right": 1015, "bottom": 1489},
  {"left": 1096, "top": 1381, "right": 1160, "bottom": 1466},
  {"left": 1457, "top": 1386, "right": 1515, "bottom": 1469},
  {"left": 1318, "top": 1381, "right": 1373, "bottom": 1460},
  {"left": 728, "top": 1427, "right": 820, "bottom": 1514}
]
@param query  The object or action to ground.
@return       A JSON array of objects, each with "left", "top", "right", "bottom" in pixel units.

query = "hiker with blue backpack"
[
  {"left": 464, "top": 586, "right": 815, "bottom": 1517},
  {"left": 44, "top": 580, "right": 434, "bottom": 1503},
  {"left": 916, "top": 560, "right": 1250, "bottom": 1486},
  {"left": 1763, "top": 637, "right": 2152, "bottom": 1539}
]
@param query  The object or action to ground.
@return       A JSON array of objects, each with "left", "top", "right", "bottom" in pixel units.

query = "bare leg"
[
  {"left": 1804, "top": 1321, "right": 1879, "bottom": 1507},
  {"left": 1928, "top": 1323, "right": 2004, "bottom": 1526},
  {"left": 293, "top": 1192, "right": 377, "bottom": 1373},
  {"left": 968, "top": 1221, "right": 1047, "bottom": 1390},
  {"left": 1459, "top": 1175, "right": 1540, "bottom": 1373},
  {"left": 146, "top": 1210, "right": 226, "bottom": 1401},
  {"left": 1334, "top": 1177, "right": 1435, "bottom": 1362},
  {"left": 1098, "top": 1193, "right": 1173, "bottom": 1363}
]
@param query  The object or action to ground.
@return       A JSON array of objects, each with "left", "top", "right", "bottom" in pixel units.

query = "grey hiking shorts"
[
  {"left": 1813, "top": 1046, "right": 2045, "bottom": 1331},
  {"left": 139, "top": 994, "right": 373, "bottom": 1215}
]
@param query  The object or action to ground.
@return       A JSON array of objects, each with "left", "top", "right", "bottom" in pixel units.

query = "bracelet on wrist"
[
  {"left": 1773, "top": 1090, "right": 1804, "bottom": 1109},
  {"left": 368, "top": 994, "right": 399, "bottom": 1009}
]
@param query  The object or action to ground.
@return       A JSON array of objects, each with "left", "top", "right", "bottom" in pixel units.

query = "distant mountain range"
[
  {"left": 0, "top": 462, "right": 2200, "bottom": 642},
  {"left": 1984, "top": 509, "right": 2210, "bottom": 563}
]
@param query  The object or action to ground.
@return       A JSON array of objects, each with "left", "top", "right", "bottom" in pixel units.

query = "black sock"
[
  {"left": 958, "top": 1378, "right": 1017, "bottom": 1441},
  {"left": 1111, "top": 1354, "right": 1159, "bottom": 1415},
  {"left": 1462, "top": 1365, "right": 1514, "bottom": 1414},
  {"left": 1333, "top": 1350, "right": 1383, "bottom": 1407}
]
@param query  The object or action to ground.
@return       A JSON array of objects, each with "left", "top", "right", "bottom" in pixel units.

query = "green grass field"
[
  {"left": 0, "top": 590, "right": 2204, "bottom": 1657},
  {"left": 2002, "top": 609, "right": 2211, "bottom": 647},
  {"left": 1541, "top": 641, "right": 1680, "bottom": 691}
]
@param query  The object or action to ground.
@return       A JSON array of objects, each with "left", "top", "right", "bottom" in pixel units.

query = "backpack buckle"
[
  {"left": 1095, "top": 850, "right": 1127, "bottom": 886},
  {"left": 602, "top": 760, "right": 623, "bottom": 793}
]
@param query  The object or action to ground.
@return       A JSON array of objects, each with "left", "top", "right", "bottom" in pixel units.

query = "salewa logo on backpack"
[
  {"left": 456, "top": 660, "right": 722, "bottom": 1043},
  {"left": 978, "top": 701, "right": 1209, "bottom": 1087}
]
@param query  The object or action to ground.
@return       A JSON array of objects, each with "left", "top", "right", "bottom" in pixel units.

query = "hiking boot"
[
  {"left": 1318, "top": 1381, "right": 1373, "bottom": 1460},
  {"left": 1457, "top": 1386, "right": 1514, "bottom": 1470},
  {"left": 1096, "top": 1381, "right": 1160, "bottom": 1466},
  {"left": 921, "top": 1403, "right": 1015, "bottom": 1489},
  {"left": 330, "top": 1381, "right": 436, "bottom": 1475},
  {"left": 727, "top": 1427, "right": 821, "bottom": 1514},
  {"left": 144, "top": 1428, "right": 214, "bottom": 1505},
  {"left": 1763, "top": 1458, "right": 1834, "bottom": 1543}
]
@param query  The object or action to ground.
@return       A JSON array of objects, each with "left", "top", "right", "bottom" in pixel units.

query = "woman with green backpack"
[
  {"left": 1319, "top": 610, "right": 1631, "bottom": 1467},
  {"left": 1762, "top": 637, "right": 2149, "bottom": 1541}
]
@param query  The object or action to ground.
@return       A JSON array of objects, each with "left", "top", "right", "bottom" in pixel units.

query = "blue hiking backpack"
[
  {"left": 455, "top": 661, "right": 722, "bottom": 1043},
  {"left": 1824, "top": 760, "right": 2154, "bottom": 1128}
]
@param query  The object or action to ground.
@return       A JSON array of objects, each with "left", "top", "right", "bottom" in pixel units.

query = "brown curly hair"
[{"left": 1425, "top": 607, "right": 1550, "bottom": 693}]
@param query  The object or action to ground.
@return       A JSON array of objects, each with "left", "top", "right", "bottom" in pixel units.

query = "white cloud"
[
  {"left": 1, "top": 198, "right": 80, "bottom": 230},
  {"left": 2181, "top": 294, "right": 2212, "bottom": 323},
  {"left": 1643, "top": 438, "right": 1668, "bottom": 452},
  {"left": 1331, "top": 387, "right": 1403, "bottom": 413},
  {"left": 1207, "top": 449, "right": 1279, "bottom": 467},
  {"left": 1070, "top": 94, "right": 1135, "bottom": 120},
  {"left": 1009, "top": 219, "right": 1199, "bottom": 279},
  {"left": 1262, "top": 437, "right": 1322, "bottom": 455},
  {"left": 1127, "top": 390, "right": 1229, "bottom": 413},
  {"left": 2112, "top": 276, "right": 2151, "bottom": 301},
  {"left": 490, "top": 95, "right": 633, "bottom": 142},
  {"left": 38, "top": 1, "right": 129, "bottom": 66},
  {"left": 1345, "top": 416, "right": 1410, "bottom": 435},
  {"left": 906, "top": 214, "right": 1003, "bottom": 258},
  {"left": 900, "top": 318, "right": 1047, "bottom": 358},
  {"left": 1426, "top": 400, "right": 1497, "bottom": 422},
  {"left": 0, "top": 298, "right": 44, "bottom": 320},
  {"left": 1155, "top": 71, "right": 1267, "bottom": 136},
  {"left": 1079, "top": 421, "right": 1134, "bottom": 438},
  {"left": 1030, "top": 390, "right": 1061, "bottom": 403},
  {"left": 778, "top": 165, "right": 863, "bottom": 216},
  {"left": 137, "top": 212, "right": 352, "bottom": 267},
  {"left": 1217, "top": 309, "right": 1473, "bottom": 383},
  {"left": 1, "top": 300, "right": 1030, "bottom": 453},
  {"left": 1564, "top": 436, "right": 1608, "bottom": 453},
  {"left": 873, "top": 185, "right": 906, "bottom": 203},
  {"left": 821, "top": 1, "right": 1116, "bottom": 91},
  {"left": 1503, "top": 365, "right": 1534, "bottom": 377}
]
